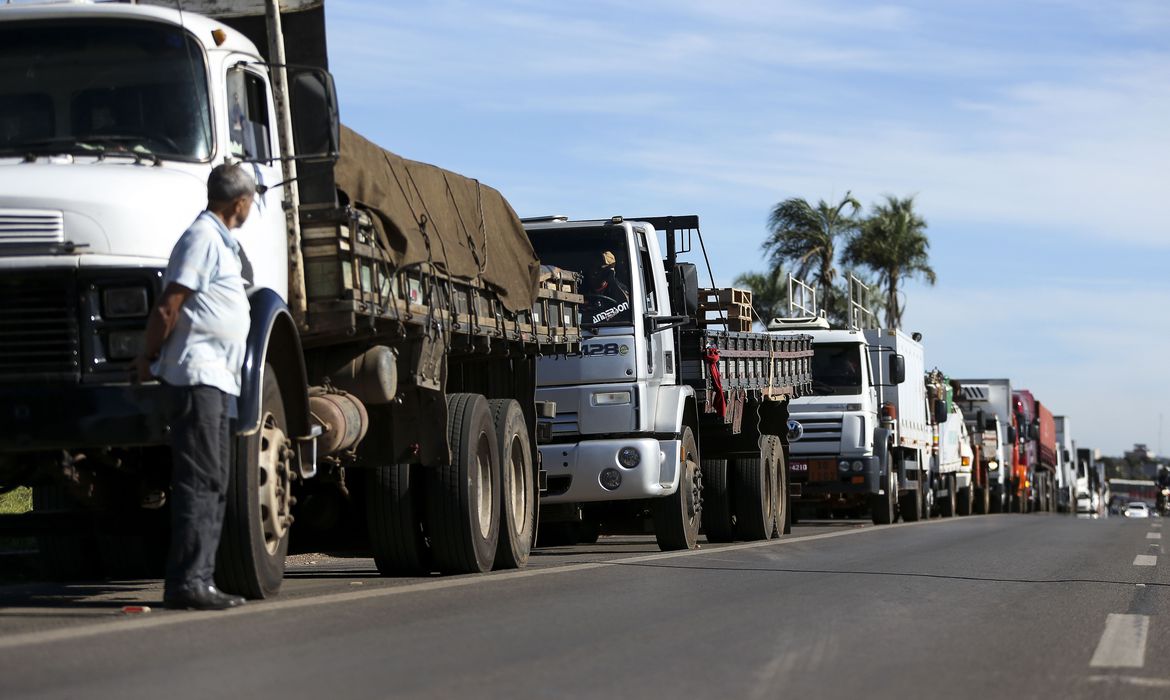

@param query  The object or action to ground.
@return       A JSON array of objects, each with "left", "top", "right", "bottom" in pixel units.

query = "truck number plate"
[{"left": 789, "top": 461, "right": 808, "bottom": 472}]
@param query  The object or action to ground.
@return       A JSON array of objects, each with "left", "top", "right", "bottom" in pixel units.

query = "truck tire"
[
  {"left": 940, "top": 474, "right": 957, "bottom": 517},
  {"left": 765, "top": 437, "right": 788, "bottom": 538},
  {"left": 732, "top": 438, "right": 777, "bottom": 541},
  {"left": 33, "top": 484, "right": 102, "bottom": 580},
  {"left": 489, "top": 399, "right": 534, "bottom": 570},
  {"left": 989, "top": 484, "right": 1004, "bottom": 513},
  {"left": 870, "top": 467, "right": 896, "bottom": 525},
  {"left": 427, "top": 393, "right": 501, "bottom": 573},
  {"left": 779, "top": 449, "right": 792, "bottom": 536},
  {"left": 900, "top": 470, "right": 924, "bottom": 522},
  {"left": 973, "top": 486, "right": 988, "bottom": 515},
  {"left": 216, "top": 364, "right": 292, "bottom": 599},
  {"left": 957, "top": 483, "right": 973, "bottom": 516},
  {"left": 701, "top": 458, "right": 735, "bottom": 543},
  {"left": 366, "top": 463, "right": 431, "bottom": 576},
  {"left": 653, "top": 426, "right": 701, "bottom": 551}
]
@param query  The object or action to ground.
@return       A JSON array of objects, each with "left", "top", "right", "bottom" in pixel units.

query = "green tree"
[
  {"left": 843, "top": 195, "right": 936, "bottom": 329},
  {"left": 733, "top": 268, "right": 788, "bottom": 328},
  {"left": 763, "top": 192, "right": 861, "bottom": 316}
]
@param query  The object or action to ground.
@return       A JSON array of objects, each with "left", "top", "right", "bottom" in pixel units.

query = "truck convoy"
[
  {"left": 0, "top": 0, "right": 584, "bottom": 597},
  {"left": 1015, "top": 390, "right": 1058, "bottom": 512},
  {"left": 769, "top": 280, "right": 932, "bottom": 525},
  {"left": 524, "top": 215, "right": 813, "bottom": 550}
]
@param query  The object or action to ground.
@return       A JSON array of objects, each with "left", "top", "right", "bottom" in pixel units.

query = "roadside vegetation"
[{"left": 737, "top": 192, "right": 934, "bottom": 329}]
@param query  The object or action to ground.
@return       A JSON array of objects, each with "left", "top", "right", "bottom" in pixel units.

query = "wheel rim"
[
  {"left": 475, "top": 433, "right": 493, "bottom": 539},
  {"left": 506, "top": 434, "right": 527, "bottom": 533},
  {"left": 257, "top": 412, "right": 292, "bottom": 556},
  {"left": 685, "top": 446, "right": 701, "bottom": 525}
]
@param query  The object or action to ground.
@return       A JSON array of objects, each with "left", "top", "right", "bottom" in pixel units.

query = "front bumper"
[
  {"left": 789, "top": 455, "right": 881, "bottom": 497},
  {"left": 0, "top": 382, "right": 168, "bottom": 452},
  {"left": 540, "top": 438, "right": 681, "bottom": 505}
]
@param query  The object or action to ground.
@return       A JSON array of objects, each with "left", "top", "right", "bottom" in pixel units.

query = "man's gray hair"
[{"left": 207, "top": 163, "right": 256, "bottom": 203}]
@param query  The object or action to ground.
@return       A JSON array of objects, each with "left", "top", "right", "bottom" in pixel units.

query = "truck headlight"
[
  {"left": 851, "top": 461, "right": 864, "bottom": 472},
  {"left": 593, "top": 391, "right": 632, "bottom": 406},
  {"left": 600, "top": 468, "right": 622, "bottom": 490},
  {"left": 988, "top": 460, "right": 999, "bottom": 471},
  {"left": 102, "top": 286, "right": 150, "bottom": 318},
  {"left": 107, "top": 330, "right": 145, "bottom": 360},
  {"left": 838, "top": 460, "right": 850, "bottom": 473},
  {"left": 618, "top": 446, "right": 641, "bottom": 468}
]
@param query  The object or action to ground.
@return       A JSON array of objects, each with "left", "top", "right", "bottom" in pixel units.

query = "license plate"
[{"left": 789, "top": 461, "right": 808, "bottom": 472}]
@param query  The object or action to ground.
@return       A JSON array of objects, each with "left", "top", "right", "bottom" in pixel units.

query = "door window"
[{"left": 226, "top": 67, "right": 272, "bottom": 161}]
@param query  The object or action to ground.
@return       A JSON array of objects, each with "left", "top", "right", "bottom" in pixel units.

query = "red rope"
[{"left": 704, "top": 346, "right": 727, "bottom": 418}]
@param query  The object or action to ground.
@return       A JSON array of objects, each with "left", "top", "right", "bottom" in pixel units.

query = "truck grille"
[
  {"left": 0, "top": 274, "right": 80, "bottom": 379},
  {"left": 796, "top": 417, "right": 843, "bottom": 444},
  {"left": 0, "top": 209, "right": 65, "bottom": 247}
]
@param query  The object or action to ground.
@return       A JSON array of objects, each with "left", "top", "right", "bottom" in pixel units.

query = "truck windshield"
[
  {"left": 810, "top": 342, "right": 863, "bottom": 395},
  {"left": 528, "top": 226, "right": 633, "bottom": 326},
  {"left": 0, "top": 20, "right": 212, "bottom": 161}
]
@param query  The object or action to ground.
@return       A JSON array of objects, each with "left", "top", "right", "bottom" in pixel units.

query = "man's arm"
[{"left": 131, "top": 282, "right": 194, "bottom": 383}]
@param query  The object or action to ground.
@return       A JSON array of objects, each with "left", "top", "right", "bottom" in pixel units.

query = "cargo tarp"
[{"left": 333, "top": 127, "right": 540, "bottom": 313}]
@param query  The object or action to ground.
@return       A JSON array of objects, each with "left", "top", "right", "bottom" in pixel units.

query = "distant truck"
[
  {"left": 1015, "top": 390, "right": 1057, "bottom": 512},
  {"left": 524, "top": 215, "right": 813, "bottom": 550},
  {"left": 0, "top": 0, "right": 582, "bottom": 596},
  {"left": 770, "top": 277, "right": 931, "bottom": 525},
  {"left": 1055, "top": 416, "right": 1075, "bottom": 513},
  {"left": 925, "top": 371, "right": 976, "bottom": 517},
  {"left": 955, "top": 379, "right": 1022, "bottom": 513}
]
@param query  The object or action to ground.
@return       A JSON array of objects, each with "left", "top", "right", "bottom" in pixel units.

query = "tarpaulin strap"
[{"left": 704, "top": 346, "right": 727, "bottom": 418}]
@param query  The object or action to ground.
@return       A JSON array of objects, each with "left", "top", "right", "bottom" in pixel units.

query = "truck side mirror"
[
  {"left": 889, "top": 354, "right": 905, "bottom": 384},
  {"left": 669, "top": 262, "right": 699, "bottom": 317},
  {"left": 289, "top": 67, "right": 340, "bottom": 163},
  {"left": 1007, "top": 426, "right": 1017, "bottom": 443},
  {"left": 932, "top": 399, "right": 947, "bottom": 423},
  {"left": 985, "top": 418, "right": 997, "bottom": 431}
]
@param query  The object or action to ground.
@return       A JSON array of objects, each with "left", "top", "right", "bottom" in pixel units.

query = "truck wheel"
[
  {"left": 940, "top": 475, "right": 957, "bottom": 517},
  {"left": 701, "top": 458, "right": 735, "bottom": 543},
  {"left": 489, "top": 399, "right": 534, "bottom": 570},
  {"left": 779, "top": 450, "right": 792, "bottom": 536},
  {"left": 732, "top": 438, "right": 777, "bottom": 541},
  {"left": 653, "top": 426, "right": 701, "bottom": 551},
  {"left": 973, "top": 486, "right": 987, "bottom": 515},
  {"left": 33, "top": 484, "right": 102, "bottom": 580},
  {"left": 870, "top": 468, "right": 896, "bottom": 525},
  {"left": 900, "top": 470, "right": 924, "bottom": 522},
  {"left": 366, "top": 463, "right": 431, "bottom": 576},
  {"left": 764, "top": 437, "right": 788, "bottom": 538},
  {"left": 989, "top": 484, "right": 1003, "bottom": 513},
  {"left": 957, "top": 483, "right": 973, "bottom": 516},
  {"left": 216, "top": 364, "right": 292, "bottom": 599},
  {"left": 427, "top": 393, "right": 500, "bottom": 573}
]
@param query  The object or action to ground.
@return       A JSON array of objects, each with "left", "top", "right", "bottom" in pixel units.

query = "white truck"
[
  {"left": 524, "top": 215, "right": 813, "bottom": 550},
  {"left": 0, "top": 0, "right": 582, "bottom": 596},
  {"left": 954, "top": 379, "right": 1016, "bottom": 513},
  {"left": 925, "top": 370, "right": 975, "bottom": 517},
  {"left": 769, "top": 280, "right": 932, "bottom": 525},
  {"left": 1055, "top": 415, "right": 1075, "bottom": 513}
]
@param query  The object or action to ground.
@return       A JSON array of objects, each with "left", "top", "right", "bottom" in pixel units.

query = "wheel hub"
[{"left": 257, "top": 412, "right": 293, "bottom": 555}]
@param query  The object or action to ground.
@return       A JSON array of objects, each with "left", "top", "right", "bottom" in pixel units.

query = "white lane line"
[
  {"left": 1090, "top": 614, "right": 1150, "bottom": 668},
  {"left": 1133, "top": 555, "right": 1157, "bottom": 566},
  {"left": 1152, "top": 523, "right": 1162, "bottom": 528},
  {"left": 0, "top": 520, "right": 913, "bottom": 650},
  {"left": 1146, "top": 532, "right": 1162, "bottom": 540}
]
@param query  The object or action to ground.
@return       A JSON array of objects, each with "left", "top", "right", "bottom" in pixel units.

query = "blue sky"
[{"left": 324, "top": 0, "right": 1169, "bottom": 456}]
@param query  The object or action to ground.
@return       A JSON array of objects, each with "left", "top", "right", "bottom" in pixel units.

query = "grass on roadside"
[{"left": 0, "top": 487, "right": 35, "bottom": 553}]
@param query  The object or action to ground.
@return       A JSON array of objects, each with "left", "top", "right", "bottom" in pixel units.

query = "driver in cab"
[{"left": 585, "top": 250, "right": 630, "bottom": 324}]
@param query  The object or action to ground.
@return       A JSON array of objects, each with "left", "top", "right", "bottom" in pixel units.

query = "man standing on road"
[{"left": 132, "top": 164, "right": 255, "bottom": 610}]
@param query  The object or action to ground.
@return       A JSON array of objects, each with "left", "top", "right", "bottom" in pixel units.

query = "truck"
[
  {"left": 1015, "top": 390, "right": 1058, "bottom": 512},
  {"left": 769, "top": 277, "right": 932, "bottom": 525},
  {"left": 0, "top": 0, "right": 582, "bottom": 597},
  {"left": 1054, "top": 415, "right": 1075, "bottom": 513},
  {"left": 523, "top": 215, "right": 813, "bottom": 550},
  {"left": 959, "top": 393, "right": 1002, "bottom": 515},
  {"left": 954, "top": 379, "right": 1017, "bottom": 513},
  {"left": 925, "top": 370, "right": 976, "bottom": 517}
]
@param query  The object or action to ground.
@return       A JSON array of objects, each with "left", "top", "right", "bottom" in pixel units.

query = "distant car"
[
  {"left": 1123, "top": 502, "right": 1150, "bottom": 518},
  {"left": 1076, "top": 495, "right": 1092, "bottom": 514}
]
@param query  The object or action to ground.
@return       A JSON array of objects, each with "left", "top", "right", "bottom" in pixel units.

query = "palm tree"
[
  {"left": 763, "top": 193, "right": 861, "bottom": 312},
  {"left": 733, "top": 268, "right": 788, "bottom": 328},
  {"left": 843, "top": 195, "right": 936, "bottom": 328}
]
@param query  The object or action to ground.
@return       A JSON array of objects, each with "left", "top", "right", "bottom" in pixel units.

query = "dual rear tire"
[{"left": 701, "top": 435, "right": 786, "bottom": 543}]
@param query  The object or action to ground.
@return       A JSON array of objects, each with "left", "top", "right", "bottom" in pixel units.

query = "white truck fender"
[{"left": 653, "top": 384, "right": 696, "bottom": 436}]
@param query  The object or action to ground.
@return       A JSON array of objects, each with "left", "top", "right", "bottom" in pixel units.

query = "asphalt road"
[{"left": 1, "top": 513, "right": 1167, "bottom": 699}]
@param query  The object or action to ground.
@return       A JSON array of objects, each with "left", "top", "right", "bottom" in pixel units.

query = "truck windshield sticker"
[{"left": 591, "top": 301, "right": 629, "bottom": 324}]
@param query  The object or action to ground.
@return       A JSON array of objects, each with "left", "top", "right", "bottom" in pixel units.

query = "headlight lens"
[
  {"left": 851, "top": 460, "right": 864, "bottom": 472},
  {"left": 107, "top": 330, "right": 145, "bottom": 360},
  {"left": 618, "top": 446, "right": 641, "bottom": 468},
  {"left": 988, "top": 460, "right": 999, "bottom": 471},
  {"left": 838, "top": 460, "right": 850, "bottom": 473},
  {"left": 102, "top": 287, "right": 150, "bottom": 318},
  {"left": 600, "top": 468, "right": 622, "bottom": 490}
]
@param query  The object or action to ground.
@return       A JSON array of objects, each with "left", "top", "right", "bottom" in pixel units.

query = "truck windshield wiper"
[{"left": 1, "top": 135, "right": 162, "bottom": 164}]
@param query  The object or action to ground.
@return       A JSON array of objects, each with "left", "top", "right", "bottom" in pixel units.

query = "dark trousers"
[{"left": 164, "top": 384, "right": 232, "bottom": 592}]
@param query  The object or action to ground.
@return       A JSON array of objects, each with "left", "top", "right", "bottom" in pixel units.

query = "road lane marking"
[
  {"left": 1090, "top": 614, "right": 1149, "bottom": 668},
  {"left": 1146, "top": 533, "right": 1161, "bottom": 540},
  {"left": 0, "top": 519, "right": 918, "bottom": 650},
  {"left": 1088, "top": 675, "right": 1170, "bottom": 689},
  {"left": 1132, "top": 555, "right": 1157, "bottom": 566}
]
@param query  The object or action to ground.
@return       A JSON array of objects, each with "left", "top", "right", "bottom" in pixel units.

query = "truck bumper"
[
  {"left": 789, "top": 455, "right": 881, "bottom": 498},
  {"left": 0, "top": 383, "right": 169, "bottom": 452},
  {"left": 540, "top": 438, "right": 681, "bottom": 505}
]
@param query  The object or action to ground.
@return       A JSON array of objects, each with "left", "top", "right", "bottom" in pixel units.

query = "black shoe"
[{"left": 163, "top": 584, "right": 246, "bottom": 611}]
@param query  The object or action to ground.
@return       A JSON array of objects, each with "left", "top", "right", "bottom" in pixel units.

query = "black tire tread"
[
  {"left": 367, "top": 463, "right": 430, "bottom": 575},
  {"left": 701, "top": 458, "right": 734, "bottom": 543},
  {"left": 488, "top": 398, "right": 533, "bottom": 570}
]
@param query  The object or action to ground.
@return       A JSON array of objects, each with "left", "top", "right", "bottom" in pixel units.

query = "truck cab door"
[
  {"left": 636, "top": 229, "right": 673, "bottom": 429},
  {"left": 223, "top": 60, "right": 286, "bottom": 297}
]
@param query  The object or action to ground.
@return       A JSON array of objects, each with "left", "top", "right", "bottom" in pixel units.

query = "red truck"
[{"left": 1012, "top": 390, "right": 1057, "bottom": 512}]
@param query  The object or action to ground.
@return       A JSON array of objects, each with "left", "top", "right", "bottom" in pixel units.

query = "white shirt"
[{"left": 152, "top": 211, "right": 251, "bottom": 396}]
